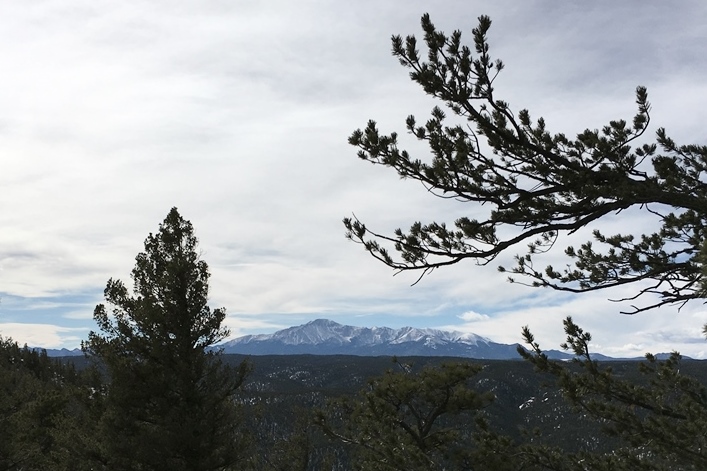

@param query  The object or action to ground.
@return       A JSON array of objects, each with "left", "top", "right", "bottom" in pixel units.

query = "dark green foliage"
[
  {"left": 240, "top": 354, "right": 707, "bottom": 469},
  {"left": 344, "top": 13, "right": 707, "bottom": 314},
  {"left": 315, "top": 359, "right": 494, "bottom": 470},
  {"left": 520, "top": 317, "right": 707, "bottom": 470},
  {"left": 244, "top": 406, "right": 325, "bottom": 471},
  {"left": 53, "top": 352, "right": 707, "bottom": 470},
  {"left": 0, "top": 337, "right": 56, "bottom": 471},
  {"left": 0, "top": 337, "right": 92, "bottom": 471},
  {"left": 83, "top": 208, "right": 251, "bottom": 471}
]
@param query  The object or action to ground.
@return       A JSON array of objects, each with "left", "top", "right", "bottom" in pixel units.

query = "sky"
[{"left": 2, "top": 0, "right": 707, "bottom": 358}]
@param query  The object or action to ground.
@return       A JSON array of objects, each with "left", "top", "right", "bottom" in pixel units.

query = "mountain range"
[
  {"left": 218, "top": 318, "right": 532, "bottom": 359},
  {"left": 42, "top": 319, "right": 664, "bottom": 360}
]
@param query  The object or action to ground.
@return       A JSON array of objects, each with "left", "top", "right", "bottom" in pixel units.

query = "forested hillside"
[{"left": 4, "top": 349, "right": 707, "bottom": 470}]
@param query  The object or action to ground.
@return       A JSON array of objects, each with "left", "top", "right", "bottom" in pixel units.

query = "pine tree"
[
  {"left": 315, "top": 360, "right": 493, "bottom": 470},
  {"left": 83, "top": 208, "right": 251, "bottom": 471},
  {"left": 490, "top": 318, "right": 706, "bottom": 471},
  {"left": 344, "top": 13, "right": 706, "bottom": 316},
  {"left": 0, "top": 337, "right": 83, "bottom": 471},
  {"left": 342, "top": 13, "right": 707, "bottom": 469}
]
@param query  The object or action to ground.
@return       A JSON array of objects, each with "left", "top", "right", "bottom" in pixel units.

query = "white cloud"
[
  {"left": 0, "top": 323, "right": 85, "bottom": 349},
  {"left": 458, "top": 311, "right": 490, "bottom": 322},
  {"left": 0, "top": 1, "right": 705, "bottom": 354}
]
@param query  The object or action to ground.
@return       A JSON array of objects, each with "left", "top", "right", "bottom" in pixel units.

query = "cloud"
[
  {"left": 444, "top": 290, "right": 707, "bottom": 359},
  {"left": 0, "top": 323, "right": 85, "bottom": 349},
  {"left": 1, "top": 1, "right": 706, "bottom": 354},
  {"left": 608, "top": 344, "right": 647, "bottom": 357},
  {"left": 458, "top": 311, "right": 490, "bottom": 322}
]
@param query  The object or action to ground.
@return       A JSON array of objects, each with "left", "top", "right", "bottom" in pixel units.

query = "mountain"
[
  {"left": 219, "top": 319, "right": 528, "bottom": 359},
  {"left": 35, "top": 347, "right": 84, "bottom": 357},
  {"left": 38, "top": 319, "right": 680, "bottom": 360}
]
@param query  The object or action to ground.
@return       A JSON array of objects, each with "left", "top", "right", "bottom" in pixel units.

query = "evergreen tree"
[
  {"left": 517, "top": 318, "right": 707, "bottom": 470},
  {"left": 83, "top": 208, "right": 251, "bottom": 471},
  {"left": 0, "top": 337, "right": 85, "bottom": 471},
  {"left": 344, "top": 13, "right": 706, "bottom": 316},
  {"left": 245, "top": 406, "right": 322, "bottom": 471},
  {"left": 342, "top": 13, "right": 707, "bottom": 469},
  {"left": 315, "top": 360, "right": 493, "bottom": 470}
]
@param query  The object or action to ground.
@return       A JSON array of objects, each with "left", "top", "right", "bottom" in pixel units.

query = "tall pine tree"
[{"left": 83, "top": 208, "right": 250, "bottom": 471}]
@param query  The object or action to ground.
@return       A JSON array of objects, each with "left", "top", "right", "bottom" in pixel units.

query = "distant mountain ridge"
[
  {"left": 228, "top": 318, "right": 488, "bottom": 346},
  {"left": 218, "top": 319, "right": 526, "bottom": 359},
  {"left": 38, "top": 319, "right": 683, "bottom": 360},
  {"left": 40, "top": 347, "right": 83, "bottom": 357}
]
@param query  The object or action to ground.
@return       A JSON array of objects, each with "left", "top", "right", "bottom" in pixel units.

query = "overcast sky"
[{"left": 2, "top": 1, "right": 707, "bottom": 358}]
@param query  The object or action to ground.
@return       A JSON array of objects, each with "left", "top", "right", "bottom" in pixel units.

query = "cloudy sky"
[{"left": 2, "top": 0, "right": 707, "bottom": 358}]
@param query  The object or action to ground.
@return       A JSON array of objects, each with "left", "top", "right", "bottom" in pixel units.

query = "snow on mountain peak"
[{"left": 223, "top": 319, "right": 489, "bottom": 348}]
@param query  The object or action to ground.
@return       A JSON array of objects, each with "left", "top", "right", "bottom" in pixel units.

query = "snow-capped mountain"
[
  {"left": 218, "top": 319, "right": 524, "bottom": 359},
  {"left": 42, "top": 347, "right": 83, "bottom": 357},
  {"left": 35, "top": 319, "right": 665, "bottom": 360}
]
